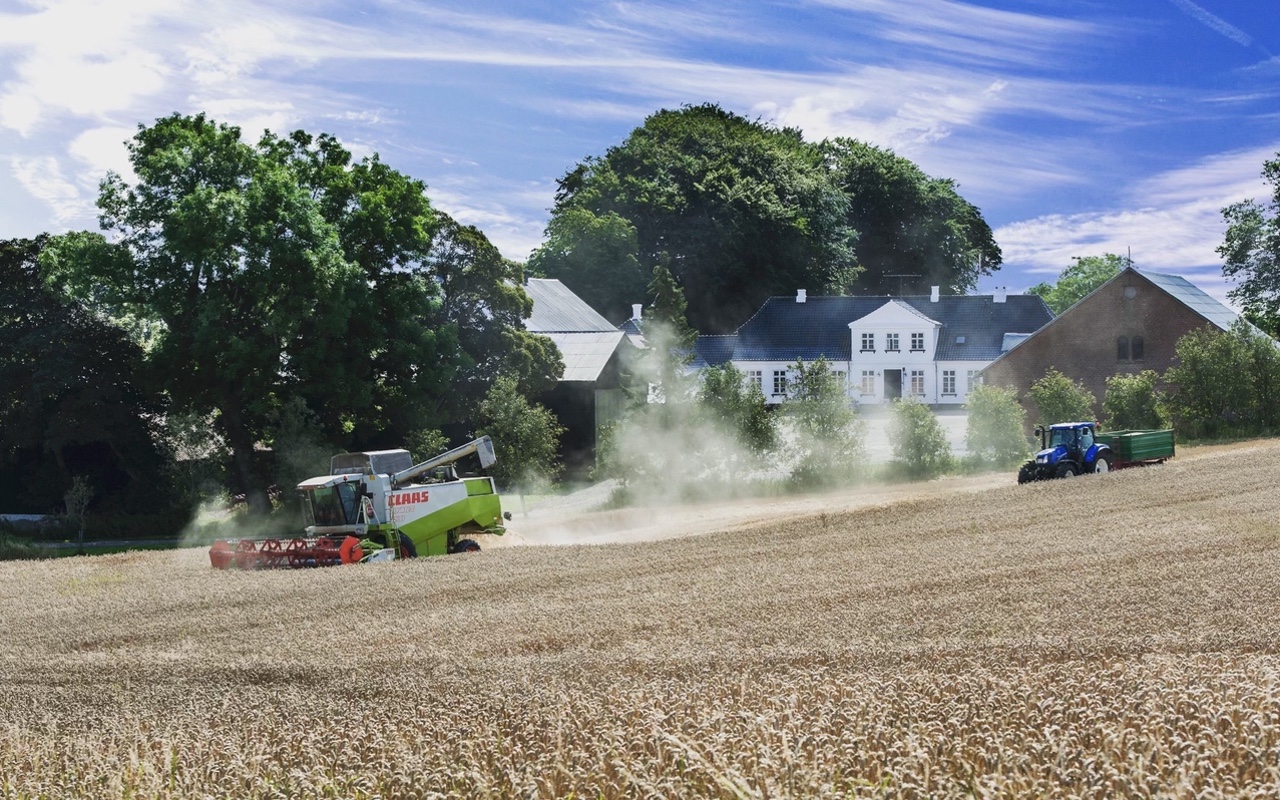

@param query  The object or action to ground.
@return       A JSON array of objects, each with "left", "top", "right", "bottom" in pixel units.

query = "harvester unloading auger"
[{"left": 209, "top": 437, "right": 511, "bottom": 569}]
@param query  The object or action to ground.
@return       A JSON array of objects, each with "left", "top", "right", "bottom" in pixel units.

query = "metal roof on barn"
[
  {"left": 1140, "top": 271, "right": 1242, "bottom": 332},
  {"left": 698, "top": 294, "right": 1054, "bottom": 363},
  {"left": 524, "top": 278, "right": 617, "bottom": 333}
]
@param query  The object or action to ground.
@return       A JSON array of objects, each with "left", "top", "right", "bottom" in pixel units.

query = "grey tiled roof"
[
  {"left": 710, "top": 294, "right": 1053, "bottom": 363},
  {"left": 525, "top": 278, "right": 616, "bottom": 333}
]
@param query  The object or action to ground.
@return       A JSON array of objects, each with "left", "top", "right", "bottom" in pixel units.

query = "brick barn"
[{"left": 981, "top": 267, "right": 1249, "bottom": 420}]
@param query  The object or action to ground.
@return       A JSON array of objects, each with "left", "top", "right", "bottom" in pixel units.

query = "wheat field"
[{"left": 3, "top": 442, "right": 1280, "bottom": 798}]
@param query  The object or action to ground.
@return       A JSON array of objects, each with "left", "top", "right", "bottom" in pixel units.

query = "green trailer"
[{"left": 1094, "top": 429, "right": 1175, "bottom": 466}]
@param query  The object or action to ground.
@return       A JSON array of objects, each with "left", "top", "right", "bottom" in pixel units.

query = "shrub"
[
  {"left": 1028, "top": 368, "right": 1097, "bottom": 427},
  {"left": 888, "top": 398, "right": 953, "bottom": 479},
  {"left": 965, "top": 384, "right": 1029, "bottom": 467},
  {"left": 1163, "top": 321, "right": 1280, "bottom": 439},
  {"left": 783, "top": 357, "right": 866, "bottom": 488},
  {"left": 1103, "top": 370, "right": 1167, "bottom": 430}
]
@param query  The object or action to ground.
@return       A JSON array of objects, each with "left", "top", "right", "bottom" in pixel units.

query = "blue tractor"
[{"left": 1017, "top": 422, "right": 1113, "bottom": 483}]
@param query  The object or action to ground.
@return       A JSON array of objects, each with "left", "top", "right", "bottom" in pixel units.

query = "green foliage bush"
[
  {"left": 888, "top": 398, "right": 953, "bottom": 479},
  {"left": 1028, "top": 368, "right": 1097, "bottom": 427},
  {"left": 964, "top": 384, "right": 1028, "bottom": 467},
  {"left": 1103, "top": 371, "right": 1168, "bottom": 431},
  {"left": 784, "top": 357, "right": 866, "bottom": 488},
  {"left": 475, "top": 376, "right": 565, "bottom": 490},
  {"left": 1163, "top": 321, "right": 1280, "bottom": 439}
]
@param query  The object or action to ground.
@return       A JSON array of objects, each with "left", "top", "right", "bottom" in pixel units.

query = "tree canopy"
[
  {"left": 530, "top": 104, "right": 1000, "bottom": 333},
  {"left": 0, "top": 236, "right": 178, "bottom": 514},
  {"left": 823, "top": 139, "right": 1000, "bottom": 296},
  {"left": 1220, "top": 152, "right": 1280, "bottom": 338},
  {"left": 1027, "top": 254, "right": 1126, "bottom": 314},
  {"left": 45, "top": 114, "right": 559, "bottom": 512}
]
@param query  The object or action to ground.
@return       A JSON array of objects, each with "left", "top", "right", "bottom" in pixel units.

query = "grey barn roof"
[
  {"left": 523, "top": 278, "right": 628, "bottom": 382},
  {"left": 695, "top": 294, "right": 1053, "bottom": 364},
  {"left": 524, "top": 278, "right": 616, "bottom": 333}
]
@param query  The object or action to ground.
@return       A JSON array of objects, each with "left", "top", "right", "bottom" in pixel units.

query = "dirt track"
[{"left": 497, "top": 439, "right": 1259, "bottom": 549}]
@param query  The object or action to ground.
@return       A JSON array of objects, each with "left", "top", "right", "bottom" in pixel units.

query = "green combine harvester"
[{"left": 210, "top": 437, "right": 510, "bottom": 569}]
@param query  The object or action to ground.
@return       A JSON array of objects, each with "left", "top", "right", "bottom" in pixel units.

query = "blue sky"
[{"left": 1, "top": 0, "right": 1277, "bottom": 307}]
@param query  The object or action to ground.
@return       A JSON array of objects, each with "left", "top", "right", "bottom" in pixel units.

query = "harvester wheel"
[
  {"left": 399, "top": 536, "right": 418, "bottom": 559},
  {"left": 1017, "top": 463, "right": 1036, "bottom": 484},
  {"left": 1055, "top": 463, "right": 1078, "bottom": 479},
  {"left": 453, "top": 539, "right": 481, "bottom": 554},
  {"left": 1092, "top": 456, "right": 1111, "bottom": 474}
]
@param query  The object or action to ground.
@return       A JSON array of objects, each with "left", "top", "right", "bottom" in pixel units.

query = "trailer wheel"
[
  {"left": 452, "top": 538, "right": 481, "bottom": 554},
  {"left": 1055, "top": 463, "right": 1078, "bottom": 479},
  {"left": 1092, "top": 456, "right": 1111, "bottom": 474}
]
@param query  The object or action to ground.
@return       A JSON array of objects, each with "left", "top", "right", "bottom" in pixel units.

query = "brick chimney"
[
  {"left": 930, "top": 286, "right": 940, "bottom": 303},
  {"left": 796, "top": 289, "right": 807, "bottom": 303},
  {"left": 994, "top": 287, "right": 1007, "bottom": 303}
]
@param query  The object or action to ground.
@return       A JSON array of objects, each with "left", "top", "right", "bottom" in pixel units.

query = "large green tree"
[
  {"left": 533, "top": 104, "right": 859, "bottom": 333},
  {"left": 1219, "top": 153, "right": 1280, "bottom": 338},
  {"left": 0, "top": 236, "right": 177, "bottom": 514},
  {"left": 47, "top": 114, "right": 559, "bottom": 512},
  {"left": 1027, "top": 254, "right": 1126, "bottom": 314},
  {"left": 822, "top": 139, "right": 1001, "bottom": 295}
]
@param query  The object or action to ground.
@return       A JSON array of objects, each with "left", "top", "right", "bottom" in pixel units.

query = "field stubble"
[{"left": 3, "top": 442, "right": 1280, "bottom": 797}]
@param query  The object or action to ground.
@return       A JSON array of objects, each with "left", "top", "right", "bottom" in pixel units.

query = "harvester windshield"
[{"left": 300, "top": 481, "right": 360, "bottom": 528}]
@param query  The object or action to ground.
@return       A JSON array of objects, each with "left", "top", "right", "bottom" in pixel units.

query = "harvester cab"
[
  {"left": 210, "top": 436, "right": 511, "bottom": 569},
  {"left": 1017, "top": 422, "right": 1113, "bottom": 483}
]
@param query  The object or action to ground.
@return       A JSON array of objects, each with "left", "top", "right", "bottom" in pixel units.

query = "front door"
[{"left": 884, "top": 369, "right": 902, "bottom": 400}]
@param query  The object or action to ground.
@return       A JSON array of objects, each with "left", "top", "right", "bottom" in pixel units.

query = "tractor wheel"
[
  {"left": 1092, "top": 456, "right": 1111, "bottom": 474},
  {"left": 1017, "top": 463, "right": 1037, "bottom": 484},
  {"left": 452, "top": 539, "right": 481, "bottom": 554},
  {"left": 399, "top": 535, "right": 418, "bottom": 559},
  {"left": 1055, "top": 463, "right": 1078, "bottom": 479}
]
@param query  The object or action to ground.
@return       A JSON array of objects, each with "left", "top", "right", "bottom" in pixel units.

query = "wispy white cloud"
[
  {"left": 1166, "top": 0, "right": 1255, "bottom": 49},
  {"left": 10, "top": 155, "right": 86, "bottom": 222},
  {"left": 993, "top": 144, "right": 1278, "bottom": 301}
]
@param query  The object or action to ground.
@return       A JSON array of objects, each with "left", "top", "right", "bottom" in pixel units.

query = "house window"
[
  {"left": 1132, "top": 335, "right": 1144, "bottom": 360},
  {"left": 772, "top": 370, "right": 788, "bottom": 397},
  {"left": 1117, "top": 336, "right": 1130, "bottom": 361},
  {"left": 886, "top": 333, "right": 900, "bottom": 352},
  {"left": 860, "top": 371, "right": 875, "bottom": 395},
  {"left": 860, "top": 332, "right": 875, "bottom": 352},
  {"left": 942, "top": 370, "right": 956, "bottom": 395},
  {"left": 746, "top": 370, "right": 763, "bottom": 393},
  {"left": 966, "top": 370, "right": 979, "bottom": 393},
  {"left": 910, "top": 370, "right": 925, "bottom": 395},
  {"left": 910, "top": 332, "right": 925, "bottom": 352},
  {"left": 831, "top": 370, "right": 847, "bottom": 390}
]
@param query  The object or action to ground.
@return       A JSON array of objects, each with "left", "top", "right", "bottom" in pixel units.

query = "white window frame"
[
  {"left": 910, "top": 369, "right": 925, "bottom": 395},
  {"left": 942, "top": 370, "right": 956, "bottom": 396},
  {"left": 860, "top": 332, "right": 875, "bottom": 352},
  {"left": 967, "top": 370, "right": 979, "bottom": 393},
  {"left": 772, "top": 369, "right": 788, "bottom": 397},
  {"left": 746, "top": 370, "right": 763, "bottom": 393},
  {"left": 860, "top": 371, "right": 875, "bottom": 396},
  {"left": 910, "top": 332, "right": 925, "bottom": 352},
  {"left": 886, "top": 332, "right": 900, "bottom": 352}
]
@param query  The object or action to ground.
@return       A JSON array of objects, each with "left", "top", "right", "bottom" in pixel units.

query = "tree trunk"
[{"left": 220, "top": 401, "right": 270, "bottom": 515}]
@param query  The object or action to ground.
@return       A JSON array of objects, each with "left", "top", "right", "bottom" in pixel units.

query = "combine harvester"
[
  {"left": 210, "top": 437, "right": 511, "bottom": 569},
  {"left": 1017, "top": 422, "right": 1175, "bottom": 483}
]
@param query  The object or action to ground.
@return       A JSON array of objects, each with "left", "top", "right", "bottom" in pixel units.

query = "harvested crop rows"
[{"left": 3, "top": 442, "right": 1280, "bottom": 798}]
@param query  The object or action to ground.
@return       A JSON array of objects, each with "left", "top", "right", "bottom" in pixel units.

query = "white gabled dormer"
[{"left": 848, "top": 300, "right": 941, "bottom": 361}]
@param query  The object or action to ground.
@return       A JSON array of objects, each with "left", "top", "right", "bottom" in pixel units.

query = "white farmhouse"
[{"left": 693, "top": 288, "right": 1054, "bottom": 407}]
